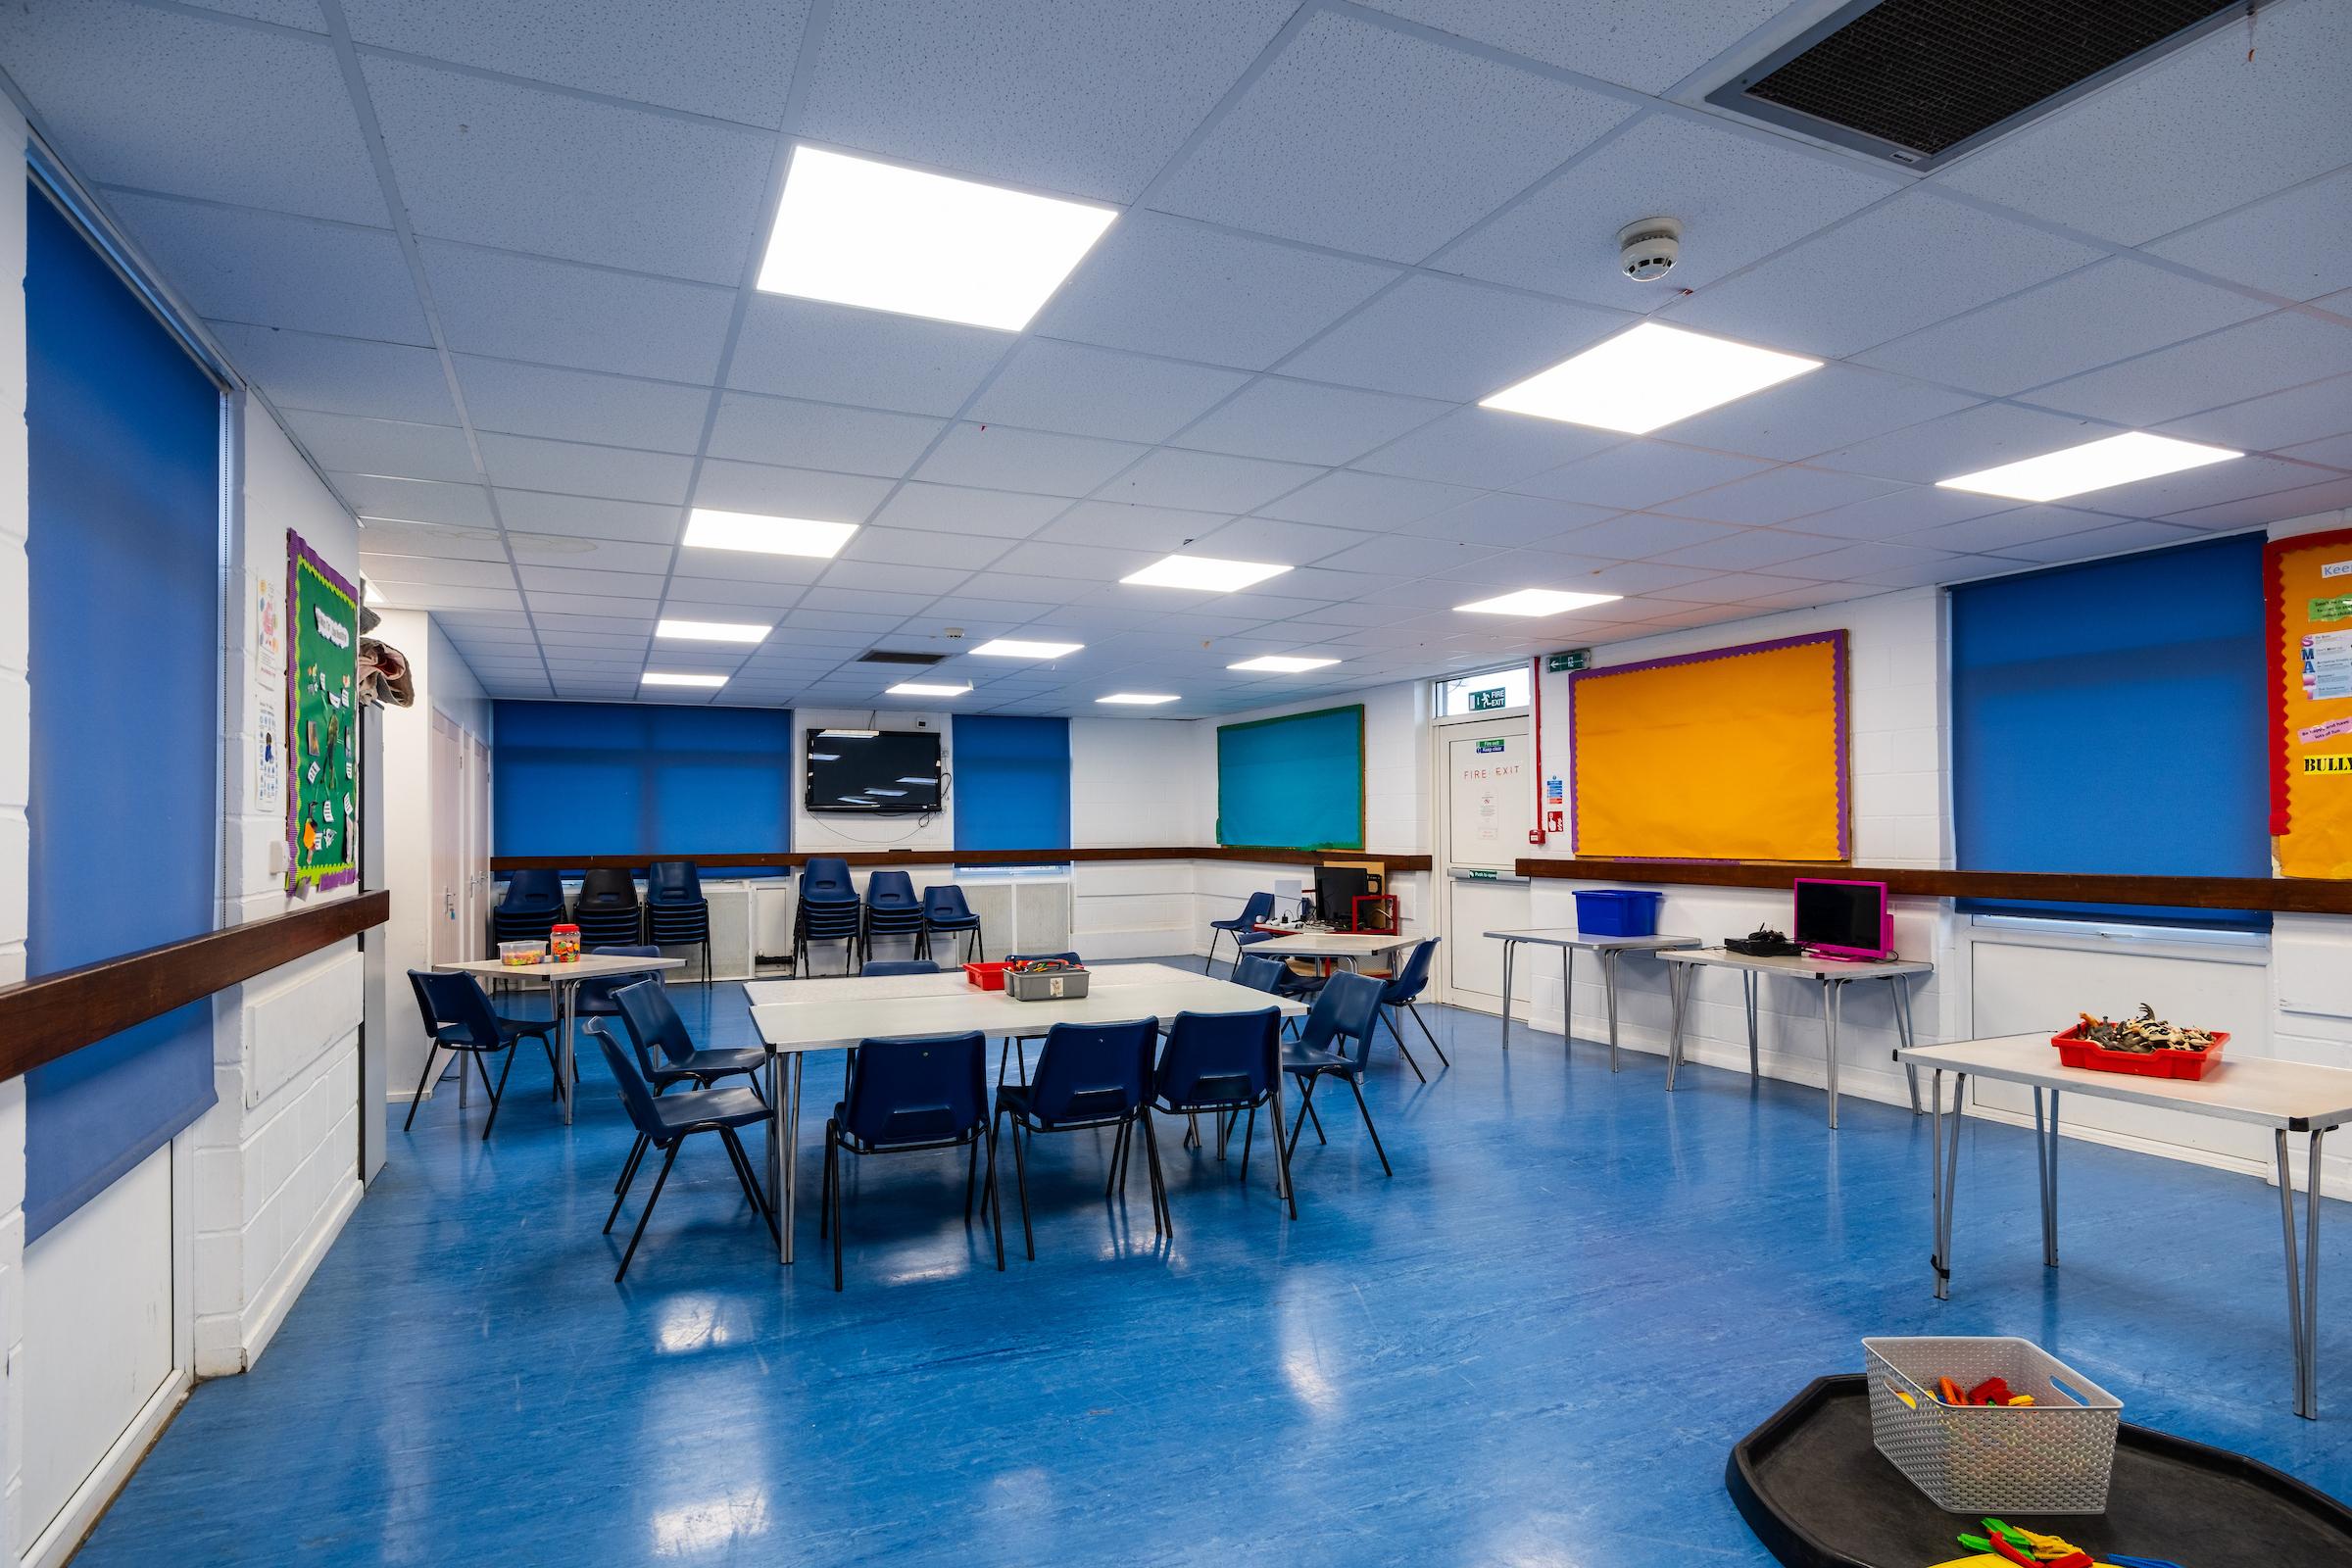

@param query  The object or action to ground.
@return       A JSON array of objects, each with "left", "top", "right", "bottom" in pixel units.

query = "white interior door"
[
  {"left": 428, "top": 711, "right": 463, "bottom": 968},
  {"left": 465, "top": 732, "right": 490, "bottom": 960},
  {"left": 1436, "top": 717, "right": 1533, "bottom": 1011}
]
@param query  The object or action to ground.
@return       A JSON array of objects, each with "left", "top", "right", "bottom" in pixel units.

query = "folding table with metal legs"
[
  {"left": 1662, "top": 949, "right": 1933, "bottom": 1128},
  {"left": 1485, "top": 929, "right": 1700, "bottom": 1066},
  {"left": 1903, "top": 1034, "right": 2352, "bottom": 1419}
]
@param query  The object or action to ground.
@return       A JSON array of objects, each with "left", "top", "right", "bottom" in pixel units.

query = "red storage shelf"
[{"left": 2051, "top": 1023, "right": 2230, "bottom": 1080}]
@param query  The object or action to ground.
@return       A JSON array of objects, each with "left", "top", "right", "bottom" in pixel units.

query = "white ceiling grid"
[{"left": 0, "top": 0, "right": 2344, "bottom": 713}]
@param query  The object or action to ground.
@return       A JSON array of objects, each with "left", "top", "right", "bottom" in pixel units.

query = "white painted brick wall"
[{"left": 0, "top": 93, "right": 31, "bottom": 1555}]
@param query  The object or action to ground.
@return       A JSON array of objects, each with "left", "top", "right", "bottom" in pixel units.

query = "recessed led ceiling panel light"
[
  {"left": 683, "top": 507, "right": 857, "bottom": 558},
  {"left": 642, "top": 672, "right": 728, "bottom": 688},
  {"left": 1228, "top": 656, "right": 1341, "bottom": 673},
  {"left": 757, "top": 145, "right": 1118, "bottom": 331},
  {"left": 1935, "top": 430, "right": 2242, "bottom": 502},
  {"left": 657, "top": 617, "right": 771, "bottom": 643},
  {"left": 1481, "top": 321, "right": 1821, "bottom": 434},
  {"left": 887, "top": 681, "right": 972, "bottom": 697},
  {"left": 1120, "top": 555, "right": 1292, "bottom": 593},
  {"left": 1454, "top": 589, "right": 1624, "bottom": 616},
  {"left": 970, "top": 637, "right": 1084, "bottom": 659},
  {"left": 1097, "top": 693, "right": 1180, "bottom": 706}
]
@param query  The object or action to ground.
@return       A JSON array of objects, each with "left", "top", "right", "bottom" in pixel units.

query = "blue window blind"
[
  {"left": 24, "top": 186, "right": 222, "bottom": 1240},
  {"left": 1951, "top": 534, "right": 2269, "bottom": 928},
  {"left": 492, "top": 702, "right": 793, "bottom": 864},
  {"left": 952, "top": 716, "right": 1069, "bottom": 853},
  {"left": 1216, "top": 706, "right": 1365, "bottom": 851}
]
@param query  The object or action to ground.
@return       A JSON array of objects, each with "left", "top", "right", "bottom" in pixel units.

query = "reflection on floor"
[{"left": 75, "top": 956, "right": 2352, "bottom": 1565}]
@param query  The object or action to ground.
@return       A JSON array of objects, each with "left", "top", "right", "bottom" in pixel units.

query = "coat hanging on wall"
[{"left": 356, "top": 607, "right": 414, "bottom": 708}]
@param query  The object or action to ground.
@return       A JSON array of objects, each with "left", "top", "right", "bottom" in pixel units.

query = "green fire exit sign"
[
  {"left": 1545, "top": 648, "right": 1591, "bottom": 673},
  {"left": 1469, "top": 687, "right": 1507, "bottom": 710}
]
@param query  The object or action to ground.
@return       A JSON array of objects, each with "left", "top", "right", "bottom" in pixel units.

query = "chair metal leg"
[
  {"left": 1407, "top": 1002, "right": 1448, "bottom": 1066},
  {"left": 1304, "top": 1094, "right": 1327, "bottom": 1145},
  {"left": 985, "top": 1123, "right": 1006, "bottom": 1272},
  {"left": 820, "top": 1128, "right": 836, "bottom": 1242},
  {"left": 1141, "top": 1110, "right": 1170, "bottom": 1237},
  {"left": 1106, "top": 1120, "right": 1129, "bottom": 1200},
  {"left": 1238, "top": 1104, "right": 1256, "bottom": 1184},
  {"left": 720, "top": 1128, "right": 777, "bottom": 1241},
  {"left": 1009, "top": 1117, "right": 1035, "bottom": 1261},
  {"left": 1348, "top": 1076, "right": 1392, "bottom": 1177},
  {"left": 1271, "top": 1093, "right": 1297, "bottom": 1221},
  {"left": 605, "top": 1136, "right": 651, "bottom": 1232},
  {"left": 479, "top": 1043, "right": 519, "bottom": 1140},
  {"left": 403, "top": 1045, "right": 443, "bottom": 1131},
  {"left": 615, "top": 1142, "right": 680, "bottom": 1282},
  {"left": 1287, "top": 1074, "right": 1318, "bottom": 1162},
  {"left": 829, "top": 1131, "right": 846, "bottom": 1292},
  {"left": 965, "top": 1132, "right": 980, "bottom": 1226},
  {"left": 1383, "top": 1008, "right": 1426, "bottom": 1083}
]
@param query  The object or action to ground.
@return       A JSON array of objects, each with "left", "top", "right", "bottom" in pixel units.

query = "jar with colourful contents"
[{"left": 549, "top": 923, "right": 582, "bottom": 963}]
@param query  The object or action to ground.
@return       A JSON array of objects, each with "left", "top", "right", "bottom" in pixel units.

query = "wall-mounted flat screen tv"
[{"left": 805, "top": 728, "right": 944, "bottom": 815}]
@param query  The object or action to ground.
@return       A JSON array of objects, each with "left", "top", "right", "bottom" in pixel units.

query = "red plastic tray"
[
  {"left": 964, "top": 961, "right": 1010, "bottom": 991},
  {"left": 2051, "top": 1023, "right": 2229, "bottom": 1080}
]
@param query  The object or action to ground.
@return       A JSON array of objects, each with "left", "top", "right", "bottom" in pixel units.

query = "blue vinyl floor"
[{"left": 74, "top": 958, "right": 2352, "bottom": 1565}]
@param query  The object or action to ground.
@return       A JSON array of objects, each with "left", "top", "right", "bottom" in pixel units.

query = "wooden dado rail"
[
  {"left": 490, "top": 847, "right": 1436, "bottom": 873},
  {"left": 1514, "top": 858, "right": 2352, "bottom": 916},
  {"left": 0, "top": 890, "right": 392, "bottom": 1083}
]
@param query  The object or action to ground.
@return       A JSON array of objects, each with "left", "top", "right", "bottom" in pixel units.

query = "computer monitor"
[
  {"left": 1313, "top": 865, "right": 1373, "bottom": 931},
  {"left": 1792, "top": 878, "right": 1891, "bottom": 961}
]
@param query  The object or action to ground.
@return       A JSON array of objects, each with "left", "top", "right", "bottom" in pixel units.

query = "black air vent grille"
[
  {"left": 1713, "top": 0, "right": 2242, "bottom": 168},
  {"left": 857, "top": 649, "right": 949, "bottom": 666}
]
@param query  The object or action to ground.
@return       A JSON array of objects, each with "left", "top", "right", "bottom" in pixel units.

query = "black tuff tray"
[{"left": 1727, "top": 1376, "right": 2352, "bottom": 1568}]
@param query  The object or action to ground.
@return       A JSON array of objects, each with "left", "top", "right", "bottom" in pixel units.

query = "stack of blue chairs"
[
  {"left": 491, "top": 868, "right": 565, "bottom": 948},
  {"left": 795, "top": 857, "right": 863, "bottom": 976},
  {"left": 645, "top": 859, "right": 712, "bottom": 983},
  {"left": 921, "top": 884, "right": 983, "bottom": 962},
  {"left": 572, "top": 868, "right": 642, "bottom": 946},
  {"left": 862, "top": 870, "right": 928, "bottom": 960}
]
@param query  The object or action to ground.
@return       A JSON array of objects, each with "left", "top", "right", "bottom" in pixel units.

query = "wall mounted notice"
[
  {"left": 288, "top": 529, "right": 360, "bottom": 892},
  {"left": 1570, "top": 630, "right": 1849, "bottom": 862},
  {"left": 2270, "top": 527, "right": 2352, "bottom": 878}
]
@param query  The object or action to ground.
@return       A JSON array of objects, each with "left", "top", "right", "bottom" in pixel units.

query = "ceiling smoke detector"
[{"left": 1617, "top": 218, "right": 1681, "bottom": 282}]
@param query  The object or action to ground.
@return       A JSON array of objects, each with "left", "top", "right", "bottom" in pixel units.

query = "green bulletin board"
[
  {"left": 1215, "top": 704, "right": 1365, "bottom": 850},
  {"left": 287, "top": 530, "right": 359, "bottom": 891}
]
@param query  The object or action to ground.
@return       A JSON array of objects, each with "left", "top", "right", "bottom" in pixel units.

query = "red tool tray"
[
  {"left": 964, "top": 961, "right": 1010, "bottom": 991},
  {"left": 2051, "top": 1023, "right": 2229, "bottom": 1080}
]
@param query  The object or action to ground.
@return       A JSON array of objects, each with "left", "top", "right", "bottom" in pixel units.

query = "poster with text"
[
  {"left": 288, "top": 530, "right": 359, "bottom": 892},
  {"left": 2270, "top": 525, "right": 2352, "bottom": 878}
]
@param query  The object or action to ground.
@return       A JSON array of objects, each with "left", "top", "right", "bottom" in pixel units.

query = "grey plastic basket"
[
  {"left": 1863, "top": 1337, "right": 2122, "bottom": 1514},
  {"left": 1005, "top": 967, "right": 1089, "bottom": 1003}
]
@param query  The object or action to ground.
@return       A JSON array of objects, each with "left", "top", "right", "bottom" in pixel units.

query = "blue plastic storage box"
[{"left": 1574, "top": 889, "right": 1663, "bottom": 937}]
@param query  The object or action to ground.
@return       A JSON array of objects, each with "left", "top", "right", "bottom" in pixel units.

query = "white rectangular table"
[
  {"left": 1244, "top": 928, "right": 1417, "bottom": 974},
  {"left": 1659, "top": 949, "right": 1932, "bottom": 1128},
  {"left": 434, "top": 953, "right": 683, "bottom": 1124},
  {"left": 746, "top": 963, "right": 1308, "bottom": 1263},
  {"left": 1485, "top": 928, "right": 1701, "bottom": 1068},
  {"left": 1900, "top": 1034, "right": 2352, "bottom": 1420}
]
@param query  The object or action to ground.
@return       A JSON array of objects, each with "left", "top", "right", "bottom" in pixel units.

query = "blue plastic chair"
[
  {"left": 572, "top": 868, "right": 642, "bottom": 946},
  {"left": 1280, "top": 970, "right": 1390, "bottom": 1176},
  {"left": 404, "top": 969, "right": 560, "bottom": 1140},
  {"left": 1151, "top": 1007, "right": 1294, "bottom": 1221},
  {"left": 1207, "top": 891, "right": 1277, "bottom": 975},
  {"left": 821, "top": 1032, "right": 1002, "bottom": 1291},
  {"left": 921, "top": 883, "right": 983, "bottom": 962},
  {"left": 1377, "top": 939, "right": 1447, "bottom": 1082},
  {"left": 993, "top": 1017, "right": 1164, "bottom": 1256},
  {"left": 861, "top": 959, "right": 940, "bottom": 977},
  {"left": 645, "top": 860, "right": 711, "bottom": 983},
  {"left": 796, "top": 858, "right": 864, "bottom": 975},
  {"left": 572, "top": 945, "right": 663, "bottom": 1022},
  {"left": 862, "top": 869, "right": 928, "bottom": 959},
  {"left": 1235, "top": 951, "right": 1323, "bottom": 1029},
  {"left": 595, "top": 978, "right": 770, "bottom": 1204},
  {"left": 595, "top": 1029, "right": 773, "bottom": 1281},
  {"left": 491, "top": 868, "right": 565, "bottom": 946}
]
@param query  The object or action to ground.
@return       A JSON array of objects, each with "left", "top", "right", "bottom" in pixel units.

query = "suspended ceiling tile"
[
  {"left": 421, "top": 241, "right": 734, "bottom": 383},
  {"left": 1357, "top": 0, "right": 1787, "bottom": 92},
  {"left": 689, "top": 457, "right": 893, "bottom": 521},
  {"left": 332, "top": 470, "right": 495, "bottom": 526},
  {"left": 343, "top": 0, "right": 810, "bottom": 127},
  {"left": 2027, "top": 312, "right": 2352, "bottom": 430},
  {"left": 1664, "top": 191, "right": 2106, "bottom": 360},
  {"left": 212, "top": 322, "right": 459, "bottom": 425},
  {"left": 508, "top": 532, "right": 675, "bottom": 574},
  {"left": 1856, "top": 257, "right": 2271, "bottom": 398},
  {"left": 969, "top": 339, "right": 1250, "bottom": 445},
  {"left": 2147, "top": 167, "right": 2352, "bottom": 302},
  {"left": 357, "top": 553, "right": 516, "bottom": 589},
  {"left": 988, "top": 540, "right": 1163, "bottom": 584},
  {"left": 836, "top": 526, "right": 1017, "bottom": 572},
  {"left": 107, "top": 193, "right": 428, "bottom": 344},
  {"left": 284, "top": 409, "right": 479, "bottom": 483},
  {"left": 1152, "top": 10, "right": 1632, "bottom": 262},
  {"left": 1811, "top": 402, "right": 2106, "bottom": 485},
  {"left": 2160, "top": 372, "right": 2352, "bottom": 456},
  {"left": 1035, "top": 212, "right": 1398, "bottom": 370},
  {"left": 1096, "top": 448, "right": 1320, "bottom": 514},
  {"left": 357, "top": 518, "right": 509, "bottom": 562},
  {"left": 514, "top": 564, "right": 667, "bottom": 597},
  {"left": 2159, "top": 472, "right": 2352, "bottom": 531},
  {"left": 868, "top": 482, "right": 1065, "bottom": 538},
  {"left": 811, "top": 559, "right": 972, "bottom": 597},
  {"left": 1177, "top": 377, "right": 1448, "bottom": 467},
  {"left": 1035, "top": 501, "right": 1232, "bottom": 552},
  {"left": 1282, "top": 273, "right": 1626, "bottom": 401},
  {"left": 491, "top": 489, "right": 681, "bottom": 544},
  {"left": 911, "top": 423, "right": 1148, "bottom": 497},
  {"left": 1657, "top": 466, "right": 1909, "bottom": 527},
  {"left": 475, "top": 431, "right": 695, "bottom": 505},
  {"left": 1994, "top": 519, "right": 2206, "bottom": 564},
  {"left": 455, "top": 357, "right": 714, "bottom": 454},
  {"left": 1514, "top": 441, "right": 1772, "bottom": 511},
  {"left": 1354, "top": 405, "right": 1619, "bottom": 488},
  {"left": 1253, "top": 468, "right": 1478, "bottom": 529},
  {"left": 1556, "top": 511, "right": 1739, "bottom": 559},
  {"left": 1644, "top": 527, "right": 1852, "bottom": 573},
  {"left": 796, "top": 0, "right": 1294, "bottom": 202},
  {"left": 1437, "top": 111, "right": 1898, "bottom": 307},
  {"left": 705, "top": 393, "right": 944, "bottom": 477},
  {"left": 1787, "top": 484, "right": 2008, "bottom": 542},
  {"left": 1403, "top": 490, "right": 1614, "bottom": 548},
  {"left": 727, "top": 294, "right": 1008, "bottom": 416},
  {"left": 1934, "top": 1, "right": 2352, "bottom": 247},
  {"left": 362, "top": 54, "right": 771, "bottom": 284},
  {"left": 1656, "top": 363, "right": 1978, "bottom": 466},
  {"left": 1186, "top": 516, "right": 1374, "bottom": 564}
]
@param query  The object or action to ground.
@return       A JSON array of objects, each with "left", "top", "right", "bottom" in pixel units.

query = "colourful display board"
[
  {"left": 287, "top": 530, "right": 359, "bottom": 892},
  {"left": 1570, "top": 630, "right": 1849, "bottom": 862},
  {"left": 2269, "top": 525, "right": 2352, "bottom": 879}
]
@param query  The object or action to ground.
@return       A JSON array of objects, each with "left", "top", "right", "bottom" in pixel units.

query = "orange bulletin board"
[
  {"left": 1570, "top": 630, "right": 1849, "bottom": 862},
  {"left": 2269, "top": 526, "right": 2352, "bottom": 879}
]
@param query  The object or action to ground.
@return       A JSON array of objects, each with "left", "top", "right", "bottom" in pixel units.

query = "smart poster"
[
  {"left": 1570, "top": 630, "right": 1849, "bottom": 862},
  {"left": 2268, "top": 525, "right": 2352, "bottom": 879},
  {"left": 287, "top": 530, "right": 360, "bottom": 892}
]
